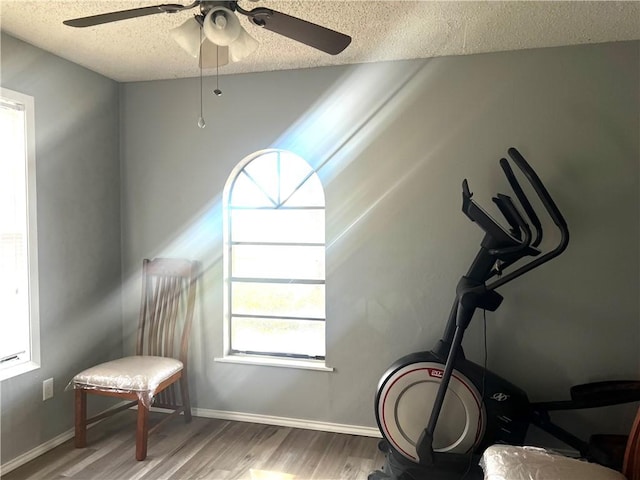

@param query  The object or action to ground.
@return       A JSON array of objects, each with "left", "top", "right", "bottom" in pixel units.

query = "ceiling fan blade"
[
  {"left": 63, "top": 4, "right": 188, "bottom": 28},
  {"left": 246, "top": 8, "right": 351, "bottom": 55}
]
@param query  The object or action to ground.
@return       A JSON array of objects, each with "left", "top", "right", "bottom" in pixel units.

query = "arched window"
[{"left": 224, "top": 150, "right": 325, "bottom": 360}]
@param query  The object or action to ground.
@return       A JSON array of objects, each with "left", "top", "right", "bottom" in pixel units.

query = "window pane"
[
  {"left": 230, "top": 172, "right": 274, "bottom": 207},
  {"left": 283, "top": 173, "right": 324, "bottom": 207},
  {"left": 0, "top": 234, "right": 29, "bottom": 360},
  {"left": 278, "top": 154, "right": 315, "bottom": 204},
  {"left": 232, "top": 282, "right": 325, "bottom": 319},
  {"left": 244, "top": 152, "right": 280, "bottom": 203},
  {"left": 232, "top": 317, "right": 325, "bottom": 357},
  {"left": 233, "top": 244, "right": 324, "bottom": 280},
  {"left": 231, "top": 209, "right": 324, "bottom": 244}
]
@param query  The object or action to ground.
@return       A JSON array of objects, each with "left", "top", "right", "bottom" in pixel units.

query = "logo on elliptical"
[
  {"left": 428, "top": 368, "right": 444, "bottom": 378},
  {"left": 491, "top": 392, "right": 510, "bottom": 402}
]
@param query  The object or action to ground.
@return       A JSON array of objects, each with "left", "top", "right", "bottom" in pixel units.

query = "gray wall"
[
  {"left": 120, "top": 41, "right": 639, "bottom": 444},
  {"left": 0, "top": 34, "right": 122, "bottom": 465}
]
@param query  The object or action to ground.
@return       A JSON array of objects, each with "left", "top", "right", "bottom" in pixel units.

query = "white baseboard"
[
  {"left": 190, "top": 407, "right": 382, "bottom": 438},
  {"left": 0, "top": 401, "right": 130, "bottom": 476},
  {"left": 1, "top": 427, "right": 75, "bottom": 476},
  {"left": 1, "top": 406, "right": 381, "bottom": 475}
]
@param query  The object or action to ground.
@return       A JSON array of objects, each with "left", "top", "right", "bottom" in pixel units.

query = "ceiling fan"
[{"left": 63, "top": 1, "right": 352, "bottom": 68}]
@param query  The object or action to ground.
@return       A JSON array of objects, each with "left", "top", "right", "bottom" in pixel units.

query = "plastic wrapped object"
[
  {"left": 68, "top": 356, "right": 183, "bottom": 409},
  {"left": 480, "top": 445, "right": 626, "bottom": 480}
]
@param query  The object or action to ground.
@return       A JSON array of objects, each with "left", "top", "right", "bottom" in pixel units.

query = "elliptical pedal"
[{"left": 571, "top": 381, "right": 640, "bottom": 406}]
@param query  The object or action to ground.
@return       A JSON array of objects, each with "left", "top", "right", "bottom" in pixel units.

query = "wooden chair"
[
  {"left": 480, "top": 405, "right": 640, "bottom": 479},
  {"left": 72, "top": 258, "right": 199, "bottom": 461}
]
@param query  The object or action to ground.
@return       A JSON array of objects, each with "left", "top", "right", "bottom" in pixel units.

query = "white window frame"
[
  {"left": 218, "top": 149, "right": 330, "bottom": 370},
  {"left": 0, "top": 87, "right": 40, "bottom": 381}
]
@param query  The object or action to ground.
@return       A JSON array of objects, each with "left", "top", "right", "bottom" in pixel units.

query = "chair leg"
[
  {"left": 180, "top": 375, "right": 192, "bottom": 423},
  {"left": 75, "top": 389, "right": 87, "bottom": 448},
  {"left": 135, "top": 399, "right": 149, "bottom": 461}
]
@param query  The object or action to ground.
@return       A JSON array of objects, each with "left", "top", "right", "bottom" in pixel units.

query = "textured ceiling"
[{"left": 1, "top": 1, "right": 639, "bottom": 82}]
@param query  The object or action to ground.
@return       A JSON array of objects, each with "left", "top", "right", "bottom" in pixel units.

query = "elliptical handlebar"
[
  {"left": 499, "top": 156, "right": 543, "bottom": 247},
  {"left": 486, "top": 148, "right": 569, "bottom": 290},
  {"left": 506, "top": 148, "right": 568, "bottom": 241},
  {"left": 488, "top": 194, "right": 532, "bottom": 258}
]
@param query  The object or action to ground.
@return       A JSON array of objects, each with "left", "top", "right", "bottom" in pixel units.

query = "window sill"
[
  {"left": 0, "top": 360, "right": 40, "bottom": 381},
  {"left": 214, "top": 354, "right": 334, "bottom": 372}
]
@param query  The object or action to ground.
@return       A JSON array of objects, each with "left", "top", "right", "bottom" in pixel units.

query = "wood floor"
[{"left": 3, "top": 411, "right": 386, "bottom": 480}]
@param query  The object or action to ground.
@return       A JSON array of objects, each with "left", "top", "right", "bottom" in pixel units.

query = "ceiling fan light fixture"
[
  {"left": 170, "top": 16, "right": 203, "bottom": 58},
  {"left": 227, "top": 29, "right": 259, "bottom": 62},
  {"left": 203, "top": 8, "right": 241, "bottom": 46},
  {"left": 199, "top": 40, "right": 230, "bottom": 69},
  {"left": 203, "top": 7, "right": 258, "bottom": 62}
]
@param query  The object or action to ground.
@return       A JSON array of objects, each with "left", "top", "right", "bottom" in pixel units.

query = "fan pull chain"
[
  {"left": 214, "top": 45, "right": 222, "bottom": 96},
  {"left": 197, "top": 27, "right": 206, "bottom": 129}
]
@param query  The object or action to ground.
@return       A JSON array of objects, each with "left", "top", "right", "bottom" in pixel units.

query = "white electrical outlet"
[{"left": 43, "top": 377, "right": 54, "bottom": 401}]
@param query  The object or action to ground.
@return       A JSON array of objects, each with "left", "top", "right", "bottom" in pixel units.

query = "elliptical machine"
[{"left": 370, "top": 148, "right": 640, "bottom": 480}]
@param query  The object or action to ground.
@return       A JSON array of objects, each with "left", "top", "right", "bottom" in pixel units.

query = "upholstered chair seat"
[{"left": 72, "top": 356, "right": 184, "bottom": 406}]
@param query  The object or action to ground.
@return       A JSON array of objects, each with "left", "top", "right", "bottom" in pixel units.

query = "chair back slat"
[
  {"left": 623, "top": 406, "right": 640, "bottom": 480},
  {"left": 146, "top": 275, "right": 164, "bottom": 356},
  {"left": 147, "top": 277, "right": 158, "bottom": 355},
  {"left": 154, "top": 276, "right": 167, "bottom": 355},
  {"left": 164, "top": 276, "right": 180, "bottom": 357},
  {"left": 135, "top": 258, "right": 199, "bottom": 364}
]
